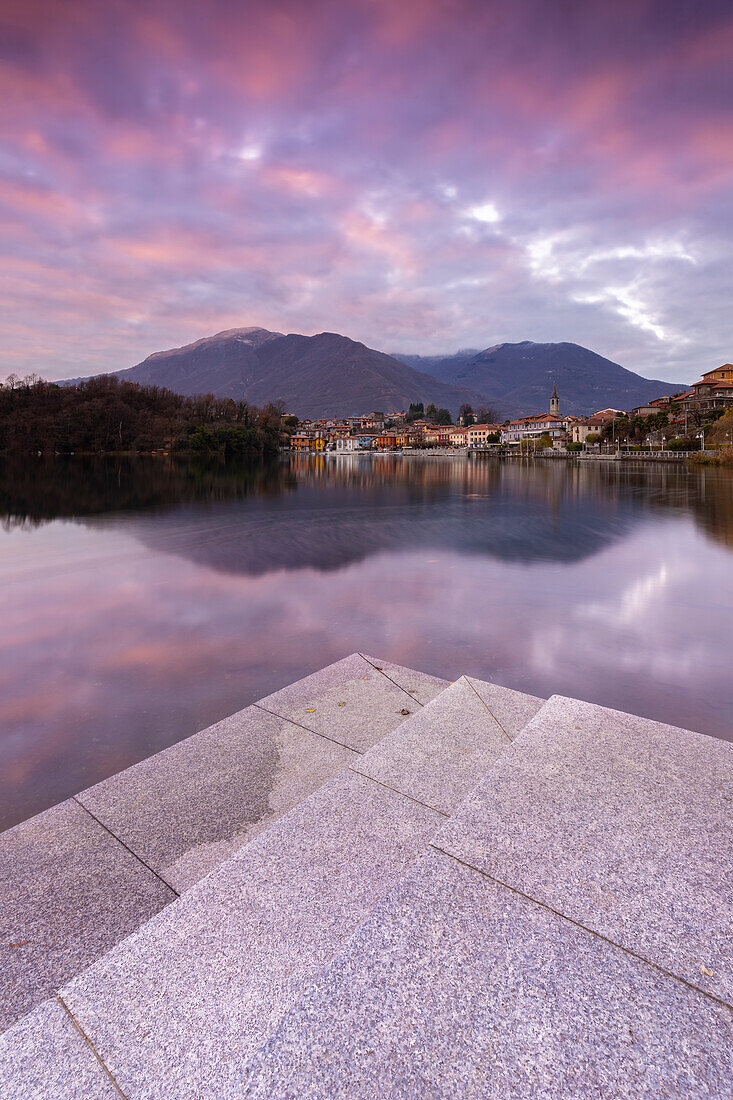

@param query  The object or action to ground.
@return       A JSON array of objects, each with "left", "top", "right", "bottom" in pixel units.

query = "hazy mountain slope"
[
  {"left": 65, "top": 329, "right": 494, "bottom": 418},
  {"left": 393, "top": 341, "right": 689, "bottom": 416}
]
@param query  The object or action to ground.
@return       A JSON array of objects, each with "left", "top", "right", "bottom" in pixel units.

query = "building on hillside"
[
  {"left": 688, "top": 377, "right": 733, "bottom": 410},
  {"left": 701, "top": 364, "right": 733, "bottom": 384},
  {"left": 375, "top": 431, "right": 398, "bottom": 449},
  {"left": 550, "top": 381, "right": 559, "bottom": 417},
  {"left": 449, "top": 427, "right": 468, "bottom": 446}
]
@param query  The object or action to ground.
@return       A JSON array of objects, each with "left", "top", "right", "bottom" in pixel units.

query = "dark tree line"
[{"left": 0, "top": 375, "right": 283, "bottom": 458}]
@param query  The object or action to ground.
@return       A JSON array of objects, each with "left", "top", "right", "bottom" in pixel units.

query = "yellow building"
[
  {"left": 702, "top": 364, "right": 733, "bottom": 383},
  {"left": 291, "top": 434, "right": 324, "bottom": 452}
]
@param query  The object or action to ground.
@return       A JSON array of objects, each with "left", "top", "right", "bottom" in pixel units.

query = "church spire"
[{"left": 550, "top": 380, "right": 559, "bottom": 416}]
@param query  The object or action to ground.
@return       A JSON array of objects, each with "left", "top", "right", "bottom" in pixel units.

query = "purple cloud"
[{"left": 1, "top": 0, "right": 731, "bottom": 382}]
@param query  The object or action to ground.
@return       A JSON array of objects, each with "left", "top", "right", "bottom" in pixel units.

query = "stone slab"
[
  {"left": 0, "top": 799, "right": 174, "bottom": 1032},
  {"left": 354, "top": 677, "right": 510, "bottom": 813},
  {"left": 256, "top": 652, "right": 435, "bottom": 752},
  {"left": 244, "top": 849, "right": 732, "bottom": 1098},
  {"left": 436, "top": 694, "right": 733, "bottom": 1004},
  {"left": 59, "top": 770, "right": 442, "bottom": 1099},
  {"left": 79, "top": 705, "right": 356, "bottom": 892},
  {"left": 467, "top": 676, "right": 544, "bottom": 739},
  {"left": 0, "top": 997, "right": 119, "bottom": 1099},
  {"left": 358, "top": 653, "right": 449, "bottom": 706}
]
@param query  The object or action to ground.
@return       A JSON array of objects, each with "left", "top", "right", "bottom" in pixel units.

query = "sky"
[{"left": 1, "top": 0, "right": 731, "bottom": 383}]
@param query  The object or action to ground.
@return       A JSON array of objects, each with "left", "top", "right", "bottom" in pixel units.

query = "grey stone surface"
[
  {"left": 79, "top": 705, "right": 356, "bottom": 892},
  {"left": 60, "top": 770, "right": 441, "bottom": 1099},
  {"left": 257, "top": 652, "right": 435, "bottom": 752},
  {"left": 354, "top": 677, "right": 510, "bottom": 813},
  {"left": 244, "top": 849, "right": 733, "bottom": 1098},
  {"left": 0, "top": 998, "right": 120, "bottom": 1099},
  {"left": 436, "top": 694, "right": 733, "bottom": 1004},
  {"left": 0, "top": 799, "right": 174, "bottom": 1032},
  {"left": 359, "top": 653, "right": 449, "bottom": 705},
  {"left": 467, "top": 675, "right": 544, "bottom": 739}
]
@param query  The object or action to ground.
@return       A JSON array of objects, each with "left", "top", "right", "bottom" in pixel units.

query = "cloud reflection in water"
[{"left": 0, "top": 454, "right": 731, "bottom": 829}]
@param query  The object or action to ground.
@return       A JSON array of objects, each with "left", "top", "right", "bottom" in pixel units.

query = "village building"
[
  {"left": 467, "top": 423, "right": 500, "bottom": 448},
  {"left": 502, "top": 413, "right": 566, "bottom": 445},
  {"left": 500, "top": 383, "right": 568, "bottom": 446},
  {"left": 700, "top": 364, "right": 733, "bottom": 384},
  {"left": 291, "top": 434, "right": 325, "bottom": 452},
  {"left": 571, "top": 409, "right": 623, "bottom": 444}
]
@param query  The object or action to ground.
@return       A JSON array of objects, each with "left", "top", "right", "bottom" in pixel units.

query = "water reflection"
[{"left": 0, "top": 454, "right": 731, "bottom": 830}]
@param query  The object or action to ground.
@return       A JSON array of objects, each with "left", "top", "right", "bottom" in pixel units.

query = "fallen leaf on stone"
[
  {"left": 362, "top": 675, "right": 369, "bottom": 680},
  {"left": 305, "top": 708, "right": 316, "bottom": 713},
  {"left": 8, "top": 941, "right": 29, "bottom": 947},
  {"left": 701, "top": 965, "right": 714, "bottom": 976},
  {"left": 400, "top": 708, "right": 411, "bottom": 715},
  {"left": 374, "top": 666, "right": 383, "bottom": 671},
  {"left": 338, "top": 701, "right": 346, "bottom": 706}
]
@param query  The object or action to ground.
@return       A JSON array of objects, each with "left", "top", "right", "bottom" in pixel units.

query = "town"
[{"left": 285, "top": 364, "right": 733, "bottom": 455}]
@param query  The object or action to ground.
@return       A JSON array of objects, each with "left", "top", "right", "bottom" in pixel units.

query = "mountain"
[
  {"left": 392, "top": 341, "right": 689, "bottom": 417},
  {"left": 65, "top": 329, "right": 495, "bottom": 419}
]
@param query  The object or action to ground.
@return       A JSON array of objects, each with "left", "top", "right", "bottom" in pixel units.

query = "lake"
[{"left": 1, "top": 452, "right": 732, "bottom": 830}]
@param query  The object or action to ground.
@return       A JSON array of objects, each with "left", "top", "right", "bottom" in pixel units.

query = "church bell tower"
[{"left": 550, "top": 381, "right": 559, "bottom": 416}]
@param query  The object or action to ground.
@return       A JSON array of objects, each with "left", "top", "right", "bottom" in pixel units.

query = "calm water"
[{"left": 1, "top": 453, "right": 732, "bottom": 830}]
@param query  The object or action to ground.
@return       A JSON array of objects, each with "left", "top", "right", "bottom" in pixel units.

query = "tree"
[
  {"left": 706, "top": 409, "right": 733, "bottom": 449},
  {"left": 458, "top": 403, "right": 474, "bottom": 426},
  {"left": 0, "top": 375, "right": 282, "bottom": 457},
  {"left": 434, "top": 408, "right": 453, "bottom": 425},
  {"left": 474, "top": 406, "right": 499, "bottom": 424}
]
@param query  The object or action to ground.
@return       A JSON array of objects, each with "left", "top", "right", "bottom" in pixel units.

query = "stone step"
[
  {"left": 0, "top": 653, "right": 448, "bottom": 1032},
  {"left": 0, "top": 668, "right": 536, "bottom": 1096},
  {"left": 241, "top": 696, "right": 733, "bottom": 1097},
  {"left": 354, "top": 675, "right": 543, "bottom": 814}
]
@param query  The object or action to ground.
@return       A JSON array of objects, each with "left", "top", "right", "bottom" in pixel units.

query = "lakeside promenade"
[
  {"left": 328, "top": 446, "right": 705, "bottom": 462},
  {"left": 1, "top": 653, "right": 730, "bottom": 1097}
]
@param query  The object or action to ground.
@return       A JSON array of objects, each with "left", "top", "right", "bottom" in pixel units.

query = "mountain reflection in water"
[{"left": 1, "top": 453, "right": 732, "bottom": 829}]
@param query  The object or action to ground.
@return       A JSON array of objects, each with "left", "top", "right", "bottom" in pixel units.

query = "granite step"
[
  {"left": 241, "top": 696, "right": 733, "bottom": 1098},
  {"left": 0, "top": 672, "right": 539, "bottom": 1097},
  {"left": 353, "top": 675, "right": 544, "bottom": 814},
  {"left": 0, "top": 653, "right": 448, "bottom": 1032}
]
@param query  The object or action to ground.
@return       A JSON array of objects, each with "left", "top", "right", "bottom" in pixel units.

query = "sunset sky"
[{"left": 2, "top": 0, "right": 731, "bottom": 382}]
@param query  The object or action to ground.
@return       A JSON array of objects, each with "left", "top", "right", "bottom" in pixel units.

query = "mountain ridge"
[
  {"left": 62, "top": 329, "right": 497, "bottom": 419},
  {"left": 392, "top": 340, "right": 689, "bottom": 416},
  {"left": 61, "top": 331, "right": 690, "bottom": 420}
]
